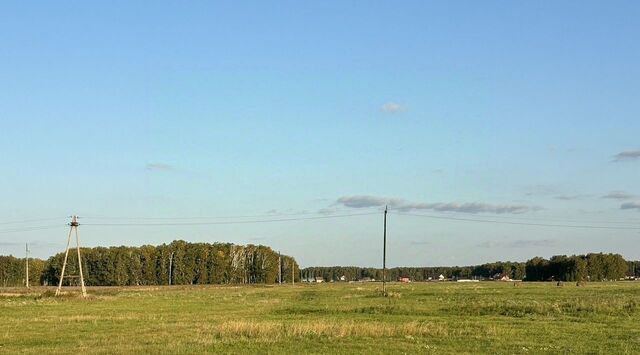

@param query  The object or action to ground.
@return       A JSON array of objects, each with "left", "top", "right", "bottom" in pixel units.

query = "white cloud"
[{"left": 381, "top": 102, "right": 403, "bottom": 113}]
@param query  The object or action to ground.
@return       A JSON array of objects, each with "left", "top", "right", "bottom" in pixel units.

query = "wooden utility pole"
[
  {"left": 25, "top": 243, "right": 29, "bottom": 288},
  {"left": 292, "top": 262, "right": 295, "bottom": 285},
  {"left": 278, "top": 252, "right": 282, "bottom": 285},
  {"left": 56, "top": 216, "right": 87, "bottom": 297},
  {"left": 169, "top": 252, "right": 174, "bottom": 285},
  {"left": 383, "top": 206, "right": 388, "bottom": 296}
]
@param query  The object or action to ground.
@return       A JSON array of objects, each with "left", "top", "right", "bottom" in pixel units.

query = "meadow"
[{"left": 1, "top": 282, "right": 639, "bottom": 354}]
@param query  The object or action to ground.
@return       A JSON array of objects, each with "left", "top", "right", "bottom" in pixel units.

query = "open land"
[{"left": 1, "top": 282, "right": 639, "bottom": 354}]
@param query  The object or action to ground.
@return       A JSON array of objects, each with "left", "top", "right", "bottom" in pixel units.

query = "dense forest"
[
  {"left": 1, "top": 246, "right": 638, "bottom": 287},
  {"left": 302, "top": 253, "right": 637, "bottom": 282},
  {"left": 0, "top": 240, "right": 299, "bottom": 287},
  {"left": 0, "top": 255, "right": 46, "bottom": 287}
]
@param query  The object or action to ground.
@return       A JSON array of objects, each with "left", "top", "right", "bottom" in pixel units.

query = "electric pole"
[
  {"left": 169, "top": 252, "right": 174, "bottom": 285},
  {"left": 25, "top": 243, "right": 29, "bottom": 288},
  {"left": 278, "top": 252, "right": 282, "bottom": 285},
  {"left": 56, "top": 215, "right": 87, "bottom": 297},
  {"left": 383, "top": 205, "right": 388, "bottom": 296}
]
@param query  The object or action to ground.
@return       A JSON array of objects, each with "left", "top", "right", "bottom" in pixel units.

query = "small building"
[
  {"left": 438, "top": 274, "right": 445, "bottom": 281},
  {"left": 339, "top": 275, "right": 346, "bottom": 282},
  {"left": 398, "top": 276, "right": 411, "bottom": 283},
  {"left": 493, "top": 273, "right": 511, "bottom": 281},
  {"left": 314, "top": 276, "right": 324, "bottom": 283}
]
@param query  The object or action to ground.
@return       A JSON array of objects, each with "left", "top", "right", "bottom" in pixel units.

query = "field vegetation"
[{"left": 1, "top": 282, "right": 639, "bottom": 354}]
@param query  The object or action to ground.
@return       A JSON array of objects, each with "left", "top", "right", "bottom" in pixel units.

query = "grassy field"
[{"left": 1, "top": 282, "right": 640, "bottom": 354}]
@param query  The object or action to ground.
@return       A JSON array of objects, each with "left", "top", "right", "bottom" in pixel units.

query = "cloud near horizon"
[
  {"left": 336, "top": 195, "right": 534, "bottom": 214},
  {"left": 621, "top": 201, "right": 640, "bottom": 211},
  {"left": 602, "top": 191, "right": 636, "bottom": 200},
  {"left": 612, "top": 150, "right": 640, "bottom": 162},
  {"left": 554, "top": 194, "right": 588, "bottom": 201},
  {"left": 477, "top": 239, "right": 557, "bottom": 249}
]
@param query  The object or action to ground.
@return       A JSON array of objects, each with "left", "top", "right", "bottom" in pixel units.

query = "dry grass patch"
[{"left": 198, "top": 320, "right": 510, "bottom": 341}]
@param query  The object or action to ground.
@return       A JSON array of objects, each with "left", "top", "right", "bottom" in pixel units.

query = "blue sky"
[{"left": 1, "top": 1, "right": 639, "bottom": 266}]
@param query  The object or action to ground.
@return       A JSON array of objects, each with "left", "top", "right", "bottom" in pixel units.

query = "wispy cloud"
[
  {"left": 524, "top": 184, "right": 561, "bottom": 197},
  {"left": 335, "top": 195, "right": 534, "bottom": 214},
  {"left": 554, "top": 194, "right": 589, "bottom": 201},
  {"left": 602, "top": 191, "right": 636, "bottom": 200},
  {"left": 337, "top": 196, "right": 405, "bottom": 209},
  {"left": 381, "top": 102, "right": 404, "bottom": 113},
  {"left": 145, "top": 163, "right": 176, "bottom": 172},
  {"left": 621, "top": 202, "right": 640, "bottom": 211},
  {"left": 612, "top": 150, "right": 640, "bottom": 162},
  {"left": 317, "top": 208, "right": 339, "bottom": 215},
  {"left": 477, "top": 239, "right": 557, "bottom": 249}
]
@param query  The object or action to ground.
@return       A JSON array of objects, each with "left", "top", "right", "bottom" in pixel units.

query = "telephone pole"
[
  {"left": 56, "top": 215, "right": 87, "bottom": 297},
  {"left": 25, "top": 243, "right": 29, "bottom": 288},
  {"left": 278, "top": 252, "right": 282, "bottom": 285},
  {"left": 383, "top": 206, "right": 388, "bottom": 296},
  {"left": 169, "top": 252, "right": 174, "bottom": 285}
]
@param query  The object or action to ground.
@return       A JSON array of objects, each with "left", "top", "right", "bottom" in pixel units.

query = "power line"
[
  {"left": 391, "top": 211, "right": 640, "bottom": 230},
  {"left": 0, "top": 225, "right": 65, "bottom": 234},
  {"left": 386, "top": 207, "right": 640, "bottom": 225},
  {"left": 0, "top": 217, "right": 66, "bottom": 226},
  {"left": 2, "top": 210, "right": 637, "bottom": 232},
  {"left": 80, "top": 209, "right": 373, "bottom": 221},
  {"left": 81, "top": 212, "right": 380, "bottom": 227}
]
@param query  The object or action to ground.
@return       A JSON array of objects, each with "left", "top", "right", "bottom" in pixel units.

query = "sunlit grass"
[{"left": 1, "top": 282, "right": 639, "bottom": 354}]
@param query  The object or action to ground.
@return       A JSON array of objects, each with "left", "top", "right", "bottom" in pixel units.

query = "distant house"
[
  {"left": 339, "top": 275, "right": 346, "bottom": 282},
  {"left": 438, "top": 274, "right": 445, "bottom": 281},
  {"left": 358, "top": 277, "right": 375, "bottom": 282},
  {"left": 493, "top": 273, "right": 511, "bottom": 281},
  {"left": 398, "top": 277, "right": 411, "bottom": 283},
  {"left": 314, "top": 277, "right": 324, "bottom": 283}
]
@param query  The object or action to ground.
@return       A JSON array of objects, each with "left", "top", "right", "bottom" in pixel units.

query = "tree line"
[
  {"left": 0, "top": 240, "right": 299, "bottom": 287},
  {"left": 1, "top": 248, "right": 638, "bottom": 287},
  {"left": 0, "top": 255, "right": 46, "bottom": 287},
  {"left": 525, "top": 254, "right": 629, "bottom": 281},
  {"left": 302, "top": 253, "right": 636, "bottom": 282}
]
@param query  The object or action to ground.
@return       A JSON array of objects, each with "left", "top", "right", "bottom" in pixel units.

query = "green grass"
[{"left": 1, "top": 282, "right": 640, "bottom": 354}]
